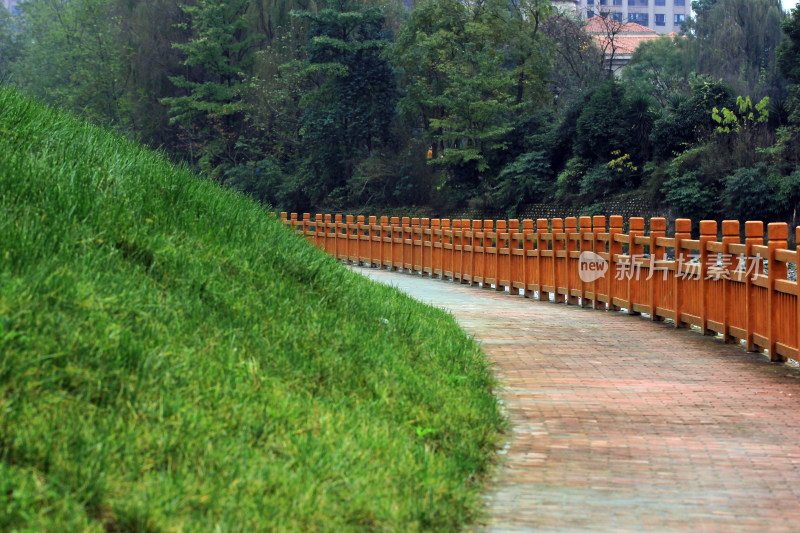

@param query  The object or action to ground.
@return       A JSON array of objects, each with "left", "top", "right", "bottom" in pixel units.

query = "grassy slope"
[{"left": 0, "top": 88, "right": 504, "bottom": 532}]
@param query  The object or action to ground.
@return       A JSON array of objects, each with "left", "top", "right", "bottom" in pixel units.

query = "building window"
[
  {"left": 587, "top": 9, "right": 595, "bottom": 17},
  {"left": 612, "top": 11, "right": 623, "bottom": 21},
  {"left": 613, "top": 0, "right": 622, "bottom": 5},
  {"left": 674, "top": 0, "right": 685, "bottom": 4},
  {"left": 600, "top": 0, "right": 608, "bottom": 5},
  {"left": 639, "top": 0, "right": 649, "bottom": 5},
  {"left": 655, "top": 0, "right": 665, "bottom": 5},
  {"left": 655, "top": 13, "right": 665, "bottom": 25},
  {"left": 629, "top": 12, "right": 648, "bottom": 25},
  {"left": 674, "top": 13, "right": 685, "bottom": 24}
]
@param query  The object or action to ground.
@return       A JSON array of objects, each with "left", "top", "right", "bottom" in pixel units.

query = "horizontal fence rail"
[{"left": 280, "top": 213, "right": 800, "bottom": 364}]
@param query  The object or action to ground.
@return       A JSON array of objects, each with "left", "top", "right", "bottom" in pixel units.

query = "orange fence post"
[
  {"left": 605, "top": 215, "right": 633, "bottom": 311},
  {"left": 302, "top": 213, "right": 311, "bottom": 243},
  {"left": 356, "top": 215, "right": 365, "bottom": 265},
  {"left": 421, "top": 217, "right": 429, "bottom": 275},
  {"left": 410, "top": 218, "right": 419, "bottom": 273},
  {"left": 469, "top": 220, "right": 481, "bottom": 286},
  {"left": 509, "top": 219, "right": 522, "bottom": 295},
  {"left": 431, "top": 218, "right": 441, "bottom": 278},
  {"left": 379, "top": 216, "right": 389, "bottom": 268},
  {"left": 442, "top": 219, "right": 452, "bottom": 280},
  {"left": 537, "top": 219, "right": 549, "bottom": 301},
  {"left": 433, "top": 218, "right": 450, "bottom": 279},
  {"left": 522, "top": 219, "right": 534, "bottom": 298},
  {"left": 345, "top": 215, "right": 354, "bottom": 264},
  {"left": 744, "top": 221, "right": 764, "bottom": 350},
  {"left": 673, "top": 218, "right": 691, "bottom": 328},
  {"left": 579, "top": 216, "right": 593, "bottom": 307},
  {"left": 699, "top": 220, "right": 717, "bottom": 335},
  {"left": 565, "top": 217, "right": 578, "bottom": 305},
  {"left": 552, "top": 218, "right": 564, "bottom": 303},
  {"left": 767, "top": 223, "right": 789, "bottom": 361},
  {"left": 452, "top": 219, "right": 462, "bottom": 282},
  {"left": 627, "top": 217, "right": 645, "bottom": 315},
  {"left": 592, "top": 216, "right": 606, "bottom": 310},
  {"left": 314, "top": 214, "right": 323, "bottom": 249},
  {"left": 389, "top": 217, "right": 400, "bottom": 270},
  {"left": 401, "top": 217, "right": 411, "bottom": 271},
  {"left": 368, "top": 216, "right": 378, "bottom": 266},
  {"left": 495, "top": 220, "right": 507, "bottom": 291},
  {"left": 324, "top": 214, "right": 333, "bottom": 255},
  {"left": 480, "top": 220, "right": 491, "bottom": 288},
  {"left": 721, "top": 220, "right": 740, "bottom": 342},
  {"left": 333, "top": 214, "right": 342, "bottom": 261},
  {"left": 649, "top": 217, "right": 667, "bottom": 321}
]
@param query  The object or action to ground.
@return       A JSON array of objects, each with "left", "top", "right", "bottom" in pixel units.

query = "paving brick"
[{"left": 353, "top": 266, "right": 800, "bottom": 532}]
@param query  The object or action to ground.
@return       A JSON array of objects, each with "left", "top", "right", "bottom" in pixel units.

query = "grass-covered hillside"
[{"left": 0, "top": 88, "right": 504, "bottom": 532}]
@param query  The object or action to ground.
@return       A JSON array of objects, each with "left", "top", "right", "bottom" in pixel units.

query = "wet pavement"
[{"left": 351, "top": 265, "right": 800, "bottom": 532}]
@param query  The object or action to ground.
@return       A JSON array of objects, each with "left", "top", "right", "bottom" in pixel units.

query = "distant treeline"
[{"left": 1, "top": 0, "right": 799, "bottom": 223}]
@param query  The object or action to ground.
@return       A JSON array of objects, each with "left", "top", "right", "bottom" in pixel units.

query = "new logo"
[{"left": 579, "top": 251, "right": 608, "bottom": 283}]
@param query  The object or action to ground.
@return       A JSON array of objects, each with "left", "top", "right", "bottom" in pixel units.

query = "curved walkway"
[{"left": 352, "top": 266, "right": 800, "bottom": 532}]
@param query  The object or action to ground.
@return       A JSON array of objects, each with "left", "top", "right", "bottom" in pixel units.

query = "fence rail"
[{"left": 280, "top": 212, "right": 800, "bottom": 363}]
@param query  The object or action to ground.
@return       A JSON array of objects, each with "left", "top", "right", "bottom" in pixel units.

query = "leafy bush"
[
  {"left": 662, "top": 169, "right": 718, "bottom": 220},
  {"left": 491, "top": 150, "right": 554, "bottom": 215},
  {"left": 722, "top": 163, "right": 783, "bottom": 221}
]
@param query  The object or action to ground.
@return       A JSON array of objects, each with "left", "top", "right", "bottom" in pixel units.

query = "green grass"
[{"left": 0, "top": 87, "right": 505, "bottom": 532}]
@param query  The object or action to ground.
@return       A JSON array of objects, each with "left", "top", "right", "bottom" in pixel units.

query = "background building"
[
  {"left": 2, "top": 0, "right": 19, "bottom": 16},
  {"left": 568, "top": 0, "right": 688, "bottom": 34}
]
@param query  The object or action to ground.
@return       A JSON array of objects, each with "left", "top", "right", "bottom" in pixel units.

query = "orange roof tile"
[
  {"left": 584, "top": 16, "right": 658, "bottom": 36},
  {"left": 584, "top": 17, "right": 662, "bottom": 57}
]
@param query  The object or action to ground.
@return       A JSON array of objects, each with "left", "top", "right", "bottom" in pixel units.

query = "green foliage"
[
  {"left": 711, "top": 95, "right": 769, "bottom": 133},
  {"left": 623, "top": 35, "right": 695, "bottom": 107},
  {"left": 556, "top": 156, "right": 590, "bottom": 202},
  {"left": 661, "top": 169, "right": 718, "bottom": 220},
  {"left": 575, "top": 81, "right": 633, "bottom": 163},
  {"left": 10, "top": 0, "right": 126, "bottom": 126},
  {"left": 650, "top": 79, "right": 735, "bottom": 159},
  {"left": 541, "top": 12, "right": 604, "bottom": 101},
  {"left": 776, "top": 4, "right": 800, "bottom": 165},
  {"left": 0, "top": 87, "right": 504, "bottom": 531},
  {"left": 392, "top": 0, "right": 551, "bottom": 193},
  {"left": 491, "top": 150, "right": 554, "bottom": 214},
  {"left": 292, "top": 0, "right": 398, "bottom": 207},
  {"left": 687, "top": 0, "right": 785, "bottom": 100},
  {"left": 0, "top": 6, "right": 22, "bottom": 77},
  {"left": 722, "top": 162, "right": 784, "bottom": 221},
  {"left": 160, "top": 0, "right": 260, "bottom": 178}
]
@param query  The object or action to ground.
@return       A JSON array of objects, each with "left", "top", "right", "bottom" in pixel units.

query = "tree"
[
  {"left": 623, "top": 34, "right": 696, "bottom": 107},
  {"left": 11, "top": 0, "right": 127, "bottom": 126},
  {"left": 291, "top": 0, "right": 397, "bottom": 208},
  {"left": 650, "top": 78, "right": 734, "bottom": 160},
  {"left": 392, "top": 0, "right": 550, "bottom": 195},
  {"left": 541, "top": 11, "right": 604, "bottom": 102},
  {"left": 0, "top": 6, "right": 23, "bottom": 78},
  {"left": 687, "top": 0, "right": 785, "bottom": 100},
  {"left": 575, "top": 80, "right": 634, "bottom": 163},
  {"left": 161, "top": 0, "right": 260, "bottom": 178},
  {"left": 776, "top": 3, "right": 800, "bottom": 165}
]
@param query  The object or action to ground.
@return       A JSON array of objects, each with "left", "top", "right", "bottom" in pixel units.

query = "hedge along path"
[
  {"left": 282, "top": 213, "right": 800, "bottom": 531},
  {"left": 282, "top": 213, "right": 800, "bottom": 364}
]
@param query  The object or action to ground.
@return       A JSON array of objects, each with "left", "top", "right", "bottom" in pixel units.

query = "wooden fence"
[{"left": 280, "top": 212, "right": 800, "bottom": 364}]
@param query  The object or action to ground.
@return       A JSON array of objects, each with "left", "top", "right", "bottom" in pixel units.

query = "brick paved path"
[{"left": 352, "top": 266, "right": 800, "bottom": 532}]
